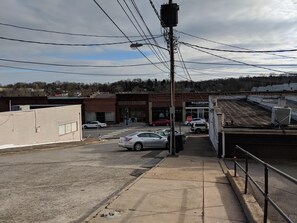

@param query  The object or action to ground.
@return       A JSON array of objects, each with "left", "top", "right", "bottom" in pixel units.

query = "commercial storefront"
[
  {"left": 116, "top": 94, "right": 149, "bottom": 123},
  {"left": 185, "top": 101, "right": 209, "bottom": 121},
  {"left": 1, "top": 93, "right": 211, "bottom": 125},
  {"left": 83, "top": 95, "right": 116, "bottom": 124}
]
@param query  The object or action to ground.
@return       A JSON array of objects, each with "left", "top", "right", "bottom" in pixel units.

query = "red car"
[{"left": 150, "top": 119, "right": 170, "bottom": 126}]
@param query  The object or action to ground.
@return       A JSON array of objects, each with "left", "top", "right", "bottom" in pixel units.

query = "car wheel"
[
  {"left": 195, "top": 129, "right": 201, "bottom": 134},
  {"left": 83, "top": 126, "right": 88, "bottom": 129},
  {"left": 166, "top": 123, "right": 169, "bottom": 126},
  {"left": 152, "top": 123, "right": 156, "bottom": 126},
  {"left": 134, "top": 142, "right": 143, "bottom": 151}
]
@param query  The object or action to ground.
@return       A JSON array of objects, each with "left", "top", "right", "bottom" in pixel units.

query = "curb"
[{"left": 226, "top": 170, "right": 269, "bottom": 223}]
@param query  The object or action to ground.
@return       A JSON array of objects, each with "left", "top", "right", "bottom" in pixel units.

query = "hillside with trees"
[{"left": 1, "top": 74, "right": 297, "bottom": 97}]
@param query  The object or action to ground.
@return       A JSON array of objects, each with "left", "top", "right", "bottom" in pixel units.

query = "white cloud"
[{"left": 0, "top": 0, "right": 297, "bottom": 85}]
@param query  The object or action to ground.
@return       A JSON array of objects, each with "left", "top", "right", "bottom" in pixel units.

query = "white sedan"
[
  {"left": 82, "top": 121, "right": 107, "bottom": 129},
  {"left": 119, "top": 131, "right": 168, "bottom": 151}
]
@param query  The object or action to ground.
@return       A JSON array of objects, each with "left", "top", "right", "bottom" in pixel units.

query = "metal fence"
[{"left": 234, "top": 145, "right": 297, "bottom": 223}]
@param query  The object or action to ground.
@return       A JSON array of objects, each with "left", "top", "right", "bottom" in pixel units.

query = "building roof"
[{"left": 217, "top": 99, "right": 297, "bottom": 129}]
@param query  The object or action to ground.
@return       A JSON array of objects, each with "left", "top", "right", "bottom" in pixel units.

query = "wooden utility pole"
[{"left": 161, "top": 1, "right": 179, "bottom": 155}]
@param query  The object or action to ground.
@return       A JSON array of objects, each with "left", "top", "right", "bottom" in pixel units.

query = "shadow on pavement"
[{"left": 180, "top": 134, "right": 217, "bottom": 157}]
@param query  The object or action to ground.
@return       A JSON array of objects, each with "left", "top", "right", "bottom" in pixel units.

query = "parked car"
[
  {"left": 155, "top": 128, "right": 187, "bottom": 144},
  {"left": 188, "top": 118, "right": 207, "bottom": 126},
  {"left": 184, "top": 117, "right": 206, "bottom": 126},
  {"left": 190, "top": 122, "right": 209, "bottom": 134},
  {"left": 118, "top": 131, "right": 168, "bottom": 151},
  {"left": 150, "top": 119, "right": 170, "bottom": 126},
  {"left": 82, "top": 121, "right": 107, "bottom": 129}
]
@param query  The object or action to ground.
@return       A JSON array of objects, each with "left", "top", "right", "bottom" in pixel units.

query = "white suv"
[
  {"left": 190, "top": 118, "right": 207, "bottom": 125},
  {"left": 190, "top": 122, "right": 209, "bottom": 134},
  {"left": 184, "top": 118, "right": 207, "bottom": 126}
]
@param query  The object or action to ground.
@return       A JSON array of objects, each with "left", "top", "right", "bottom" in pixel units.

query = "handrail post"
[
  {"left": 234, "top": 156, "right": 237, "bottom": 177},
  {"left": 264, "top": 164, "right": 268, "bottom": 223},
  {"left": 245, "top": 154, "right": 248, "bottom": 194},
  {"left": 234, "top": 146, "right": 237, "bottom": 177}
]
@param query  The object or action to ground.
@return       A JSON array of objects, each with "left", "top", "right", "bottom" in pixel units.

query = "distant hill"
[{"left": 1, "top": 74, "right": 297, "bottom": 97}]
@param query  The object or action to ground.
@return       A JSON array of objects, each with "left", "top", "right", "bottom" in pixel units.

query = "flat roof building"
[{"left": 209, "top": 94, "right": 297, "bottom": 159}]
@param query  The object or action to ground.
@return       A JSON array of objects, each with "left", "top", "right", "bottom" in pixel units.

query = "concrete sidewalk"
[{"left": 85, "top": 135, "right": 247, "bottom": 223}]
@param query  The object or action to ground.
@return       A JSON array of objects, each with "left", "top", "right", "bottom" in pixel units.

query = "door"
[
  {"left": 148, "top": 133, "right": 164, "bottom": 148},
  {"left": 137, "top": 133, "right": 151, "bottom": 148}
]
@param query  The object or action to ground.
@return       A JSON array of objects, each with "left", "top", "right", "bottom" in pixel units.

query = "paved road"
[
  {"left": 82, "top": 125, "right": 190, "bottom": 139},
  {"left": 0, "top": 139, "right": 167, "bottom": 223}
]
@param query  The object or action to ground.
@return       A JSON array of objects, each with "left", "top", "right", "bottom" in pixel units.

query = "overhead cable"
[
  {"left": 117, "top": 0, "right": 169, "bottom": 70},
  {"left": 180, "top": 41, "right": 297, "bottom": 54},
  {"left": 0, "top": 21, "right": 160, "bottom": 38},
  {"left": 148, "top": 0, "right": 168, "bottom": 35},
  {"left": 0, "top": 64, "right": 163, "bottom": 77},
  {"left": 129, "top": 0, "right": 169, "bottom": 69},
  {"left": 0, "top": 58, "right": 166, "bottom": 68},
  {"left": 176, "top": 45, "right": 192, "bottom": 81},
  {"left": 4, "top": 56, "right": 295, "bottom": 69},
  {"left": 0, "top": 35, "right": 161, "bottom": 46},
  {"left": 178, "top": 60, "right": 297, "bottom": 67},
  {"left": 179, "top": 31, "right": 297, "bottom": 59},
  {"left": 181, "top": 42, "right": 293, "bottom": 74},
  {"left": 92, "top": 0, "right": 168, "bottom": 73}
]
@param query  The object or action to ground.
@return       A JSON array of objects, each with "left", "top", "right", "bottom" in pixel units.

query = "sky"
[{"left": 0, "top": 0, "right": 297, "bottom": 85}]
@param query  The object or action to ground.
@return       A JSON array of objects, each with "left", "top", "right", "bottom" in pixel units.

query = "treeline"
[{"left": 1, "top": 74, "right": 297, "bottom": 97}]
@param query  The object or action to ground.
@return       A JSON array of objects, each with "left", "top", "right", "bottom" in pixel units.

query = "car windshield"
[{"left": 155, "top": 131, "right": 166, "bottom": 136}]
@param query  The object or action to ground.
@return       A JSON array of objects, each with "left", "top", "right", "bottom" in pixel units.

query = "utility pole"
[
  {"left": 160, "top": 1, "right": 179, "bottom": 155},
  {"left": 169, "top": 0, "right": 175, "bottom": 156}
]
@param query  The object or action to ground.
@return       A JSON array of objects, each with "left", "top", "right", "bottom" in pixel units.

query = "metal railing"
[{"left": 234, "top": 145, "right": 297, "bottom": 223}]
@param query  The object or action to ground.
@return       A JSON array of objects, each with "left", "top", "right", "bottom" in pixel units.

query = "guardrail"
[{"left": 234, "top": 145, "right": 297, "bottom": 223}]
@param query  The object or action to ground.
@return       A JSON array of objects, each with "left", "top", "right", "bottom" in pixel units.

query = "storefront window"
[
  {"left": 185, "top": 107, "right": 209, "bottom": 121},
  {"left": 152, "top": 108, "right": 169, "bottom": 121},
  {"left": 119, "top": 107, "right": 146, "bottom": 123}
]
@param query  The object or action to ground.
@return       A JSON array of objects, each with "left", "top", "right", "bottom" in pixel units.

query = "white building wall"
[
  {"left": 208, "top": 97, "right": 222, "bottom": 153},
  {"left": 0, "top": 105, "right": 82, "bottom": 149}
]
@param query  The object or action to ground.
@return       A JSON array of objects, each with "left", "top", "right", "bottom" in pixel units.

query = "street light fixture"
[
  {"left": 130, "top": 43, "right": 169, "bottom": 52},
  {"left": 130, "top": 41, "right": 176, "bottom": 156}
]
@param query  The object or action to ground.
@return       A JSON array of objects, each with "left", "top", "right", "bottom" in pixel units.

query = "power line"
[
  {"left": 0, "top": 57, "right": 167, "bottom": 68},
  {"left": 181, "top": 42, "right": 293, "bottom": 74},
  {"left": 0, "top": 21, "right": 160, "bottom": 38},
  {"left": 148, "top": 0, "right": 168, "bottom": 35},
  {"left": 176, "top": 45, "right": 192, "bottom": 81},
  {"left": 0, "top": 35, "right": 160, "bottom": 46},
  {"left": 92, "top": 0, "right": 168, "bottom": 73},
  {"left": 179, "top": 31, "right": 297, "bottom": 59},
  {"left": 117, "top": 0, "right": 169, "bottom": 70},
  {"left": 180, "top": 41, "right": 297, "bottom": 54},
  {"left": 178, "top": 60, "right": 297, "bottom": 67},
  {"left": 129, "top": 0, "right": 170, "bottom": 69},
  {"left": 8, "top": 54, "right": 293, "bottom": 69},
  {"left": 0, "top": 64, "right": 164, "bottom": 77}
]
